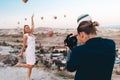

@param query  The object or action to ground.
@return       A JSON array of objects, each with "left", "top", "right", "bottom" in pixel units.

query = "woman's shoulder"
[{"left": 23, "top": 33, "right": 29, "bottom": 37}]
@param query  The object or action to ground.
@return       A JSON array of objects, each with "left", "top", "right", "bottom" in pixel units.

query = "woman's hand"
[
  {"left": 31, "top": 14, "right": 34, "bottom": 19},
  {"left": 17, "top": 53, "right": 23, "bottom": 57}
]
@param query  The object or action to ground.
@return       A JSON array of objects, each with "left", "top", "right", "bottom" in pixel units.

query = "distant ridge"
[
  {"left": 35, "top": 27, "right": 75, "bottom": 30},
  {"left": 100, "top": 25, "right": 120, "bottom": 28},
  {"left": 36, "top": 27, "right": 52, "bottom": 30}
]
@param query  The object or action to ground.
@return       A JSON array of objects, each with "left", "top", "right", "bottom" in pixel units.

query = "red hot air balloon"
[
  {"left": 47, "top": 30, "right": 54, "bottom": 37},
  {"left": 22, "top": 0, "right": 28, "bottom": 3},
  {"left": 54, "top": 16, "right": 57, "bottom": 19}
]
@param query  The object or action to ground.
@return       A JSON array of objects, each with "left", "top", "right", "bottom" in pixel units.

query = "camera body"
[{"left": 64, "top": 33, "right": 77, "bottom": 50}]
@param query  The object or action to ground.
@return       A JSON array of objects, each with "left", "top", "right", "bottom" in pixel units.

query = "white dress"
[{"left": 24, "top": 33, "right": 35, "bottom": 65}]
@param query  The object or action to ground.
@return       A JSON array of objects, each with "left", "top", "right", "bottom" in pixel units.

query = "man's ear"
[{"left": 80, "top": 32, "right": 85, "bottom": 38}]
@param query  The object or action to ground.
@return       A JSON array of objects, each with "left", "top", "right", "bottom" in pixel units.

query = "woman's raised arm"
[{"left": 31, "top": 14, "right": 34, "bottom": 33}]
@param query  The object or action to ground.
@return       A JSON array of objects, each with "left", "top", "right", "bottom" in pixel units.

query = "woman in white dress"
[{"left": 15, "top": 14, "right": 35, "bottom": 80}]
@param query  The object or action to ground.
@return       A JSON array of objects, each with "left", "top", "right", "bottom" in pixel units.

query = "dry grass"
[
  {"left": 113, "top": 64, "right": 120, "bottom": 75},
  {"left": 115, "top": 70, "right": 120, "bottom": 75},
  {"left": 114, "top": 70, "right": 120, "bottom": 75},
  {"left": 56, "top": 71, "right": 74, "bottom": 79}
]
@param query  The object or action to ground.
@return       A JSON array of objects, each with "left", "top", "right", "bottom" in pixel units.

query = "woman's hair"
[
  {"left": 77, "top": 21, "right": 99, "bottom": 35},
  {"left": 24, "top": 25, "right": 29, "bottom": 34}
]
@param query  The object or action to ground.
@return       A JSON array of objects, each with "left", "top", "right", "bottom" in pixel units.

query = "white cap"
[{"left": 77, "top": 14, "right": 92, "bottom": 24}]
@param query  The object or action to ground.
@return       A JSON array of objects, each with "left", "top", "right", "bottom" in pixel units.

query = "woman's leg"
[
  {"left": 27, "top": 67, "right": 33, "bottom": 80},
  {"left": 15, "top": 63, "right": 29, "bottom": 68},
  {"left": 15, "top": 63, "right": 34, "bottom": 80},
  {"left": 15, "top": 62, "right": 34, "bottom": 68}
]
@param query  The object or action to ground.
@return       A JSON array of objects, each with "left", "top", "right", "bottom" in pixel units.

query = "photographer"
[
  {"left": 64, "top": 33, "right": 78, "bottom": 61},
  {"left": 66, "top": 14, "right": 116, "bottom": 80}
]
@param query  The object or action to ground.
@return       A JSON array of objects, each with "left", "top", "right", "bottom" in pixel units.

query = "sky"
[{"left": 0, "top": 0, "right": 120, "bottom": 29}]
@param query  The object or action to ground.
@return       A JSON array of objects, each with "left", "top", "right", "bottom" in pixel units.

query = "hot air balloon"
[
  {"left": 17, "top": 21, "right": 20, "bottom": 24},
  {"left": 22, "top": 0, "right": 28, "bottom": 3},
  {"left": 47, "top": 30, "right": 54, "bottom": 37},
  {"left": 54, "top": 16, "right": 57, "bottom": 19},
  {"left": 41, "top": 17, "right": 44, "bottom": 20},
  {"left": 64, "top": 15, "right": 66, "bottom": 18},
  {"left": 25, "top": 18, "right": 27, "bottom": 21}
]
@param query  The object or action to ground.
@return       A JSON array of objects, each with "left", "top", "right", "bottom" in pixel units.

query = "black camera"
[{"left": 64, "top": 33, "right": 77, "bottom": 50}]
